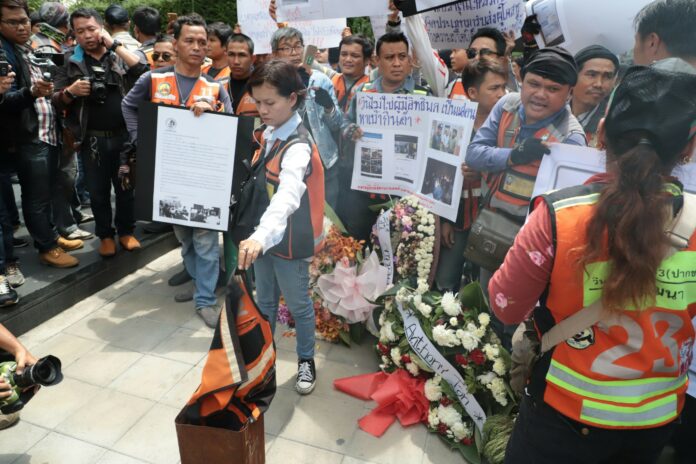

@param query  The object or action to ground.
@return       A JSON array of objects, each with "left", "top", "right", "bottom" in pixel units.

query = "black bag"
[
  {"left": 229, "top": 157, "right": 269, "bottom": 244},
  {"left": 464, "top": 207, "right": 522, "bottom": 272}
]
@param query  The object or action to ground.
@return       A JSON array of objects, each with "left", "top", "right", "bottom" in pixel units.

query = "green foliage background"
[{"left": 27, "top": 0, "right": 375, "bottom": 41}]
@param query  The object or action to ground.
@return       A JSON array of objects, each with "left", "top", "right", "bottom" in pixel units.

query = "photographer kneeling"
[{"left": 0, "top": 323, "right": 35, "bottom": 430}]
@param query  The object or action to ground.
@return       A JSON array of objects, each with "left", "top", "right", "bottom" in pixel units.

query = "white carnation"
[
  {"left": 424, "top": 376, "right": 443, "bottom": 402},
  {"left": 449, "top": 317, "right": 458, "bottom": 326},
  {"left": 483, "top": 343, "right": 500, "bottom": 361},
  {"left": 451, "top": 421, "right": 471, "bottom": 441},
  {"left": 380, "top": 320, "right": 397, "bottom": 342},
  {"left": 418, "top": 303, "right": 433, "bottom": 317},
  {"left": 433, "top": 325, "right": 459, "bottom": 347},
  {"left": 474, "top": 326, "right": 487, "bottom": 339},
  {"left": 428, "top": 408, "right": 440, "bottom": 428},
  {"left": 458, "top": 330, "right": 480, "bottom": 351},
  {"left": 417, "top": 279, "right": 429, "bottom": 294},
  {"left": 477, "top": 372, "right": 497, "bottom": 385},
  {"left": 493, "top": 358, "right": 507, "bottom": 376},
  {"left": 437, "top": 404, "right": 461, "bottom": 427},
  {"left": 478, "top": 313, "right": 491, "bottom": 327},
  {"left": 490, "top": 378, "right": 509, "bottom": 407},
  {"left": 391, "top": 347, "right": 402, "bottom": 368},
  {"left": 406, "top": 362, "right": 420, "bottom": 376},
  {"left": 441, "top": 292, "right": 462, "bottom": 317}
]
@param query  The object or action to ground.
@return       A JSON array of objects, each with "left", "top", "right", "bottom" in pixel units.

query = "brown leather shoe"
[
  {"left": 99, "top": 238, "right": 117, "bottom": 257},
  {"left": 57, "top": 236, "right": 84, "bottom": 252},
  {"left": 40, "top": 247, "right": 79, "bottom": 268},
  {"left": 119, "top": 235, "right": 141, "bottom": 251}
]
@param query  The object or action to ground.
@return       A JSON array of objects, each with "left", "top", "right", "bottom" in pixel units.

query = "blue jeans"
[
  {"left": 254, "top": 254, "right": 315, "bottom": 360},
  {"left": 173, "top": 225, "right": 219, "bottom": 308},
  {"left": 16, "top": 141, "right": 59, "bottom": 252}
]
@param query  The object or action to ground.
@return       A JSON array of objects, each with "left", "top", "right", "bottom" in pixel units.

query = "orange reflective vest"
[
  {"left": 201, "top": 64, "right": 232, "bottom": 86},
  {"left": 234, "top": 90, "right": 259, "bottom": 118},
  {"left": 331, "top": 73, "right": 369, "bottom": 113},
  {"left": 151, "top": 67, "right": 223, "bottom": 110},
  {"left": 447, "top": 78, "right": 469, "bottom": 101},
  {"left": 30, "top": 34, "right": 61, "bottom": 53},
  {"left": 141, "top": 45, "right": 155, "bottom": 70},
  {"left": 251, "top": 124, "right": 325, "bottom": 259},
  {"left": 531, "top": 183, "right": 696, "bottom": 429},
  {"left": 483, "top": 94, "right": 584, "bottom": 221},
  {"left": 182, "top": 275, "right": 276, "bottom": 429}
]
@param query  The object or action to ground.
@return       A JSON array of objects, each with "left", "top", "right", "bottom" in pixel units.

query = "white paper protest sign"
[
  {"left": 238, "top": 0, "right": 346, "bottom": 54},
  {"left": 534, "top": 144, "right": 696, "bottom": 198},
  {"left": 351, "top": 92, "right": 477, "bottom": 221},
  {"left": 277, "top": 0, "right": 387, "bottom": 22},
  {"left": 526, "top": 0, "right": 654, "bottom": 55},
  {"left": 421, "top": 0, "right": 525, "bottom": 49}
]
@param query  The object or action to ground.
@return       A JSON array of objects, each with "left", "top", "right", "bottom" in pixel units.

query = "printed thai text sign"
[
  {"left": 351, "top": 92, "right": 478, "bottom": 221},
  {"left": 422, "top": 0, "right": 525, "bottom": 49},
  {"left": 277, "top": 0, "right": 387, "bottom": 21}
]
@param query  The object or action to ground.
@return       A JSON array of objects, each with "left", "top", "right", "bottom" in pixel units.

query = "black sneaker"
[
  {"left": 0, "top": 275, "right": 19, "bottom": 307},
  {"left": 168, "top": 268, "right": 192, "bottom": 286},
  {"left": 12, "top": 238, "right": 28, "bottom": 248},
  {"left": 296, "top": 359, "right": 316, "bottom": 395}
]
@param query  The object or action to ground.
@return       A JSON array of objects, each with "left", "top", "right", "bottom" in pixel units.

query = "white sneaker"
[
  {"left": 295, "top": 359, "right": 316, "bottom": 395},
  {"left": 64, "top": 228, "right": 94, "bottom": 240}
]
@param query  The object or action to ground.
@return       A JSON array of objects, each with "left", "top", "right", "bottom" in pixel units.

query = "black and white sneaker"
[
  {"left": 296, "top": 359, "right": 316, "bottom": 395},
  {"left": 0, "top": 275, "right": 19, "bottom": 307}
]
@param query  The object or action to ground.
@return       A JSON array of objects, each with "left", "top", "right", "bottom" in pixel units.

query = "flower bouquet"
[{"left": 376, "top": 281, "right": 516, "bottom": 464}]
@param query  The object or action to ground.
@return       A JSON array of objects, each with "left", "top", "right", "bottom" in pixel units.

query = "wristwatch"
[
  {"left": 64, "top": 88, "right": 77, "bottom": 100},
  {"left": 109, "top": 39, "right": 122, "bottom": 52}
]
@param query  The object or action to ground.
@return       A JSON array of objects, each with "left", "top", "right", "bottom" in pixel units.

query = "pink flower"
[
  {"left": 528, "top": 250, "right": 546, "bottom": 266},
  {"left": 495, "top": 293, "right": 508, "bottom": 309}
]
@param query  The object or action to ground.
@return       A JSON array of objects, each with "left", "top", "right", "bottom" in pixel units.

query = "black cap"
[
  {"left": 605, "top": 66, "right": 696, "bottom": 159},
  {"left": 574, "top": 45, "right": 619, "bottom": 71},
  {"left": 522, "top": 46, "right": 578, "bottom": 86},
  {"left": 105, "top": 5, "right": 129, "bottom": 26}
]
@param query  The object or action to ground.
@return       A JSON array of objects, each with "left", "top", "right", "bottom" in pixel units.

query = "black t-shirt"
[
  {"left": 228, "top": 77, "right": 249, "bottom": 113},
  {"left": 84, "top": 53, "right": 126, "bottom": 131}
]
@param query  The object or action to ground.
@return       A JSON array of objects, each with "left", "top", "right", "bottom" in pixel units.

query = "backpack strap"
[{"left": 666, "top": 191, "right": 696, "bottom": 255}]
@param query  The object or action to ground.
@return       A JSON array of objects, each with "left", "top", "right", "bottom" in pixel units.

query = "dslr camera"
[
  {"left": 84, "top": 65, "right": 108, "bottom": 104},
  {"left": 28, "top": 50, "right": 63, "bottom": 83},
  {"left": 0, "top": 355, "right": 63, "bottom": 414}
]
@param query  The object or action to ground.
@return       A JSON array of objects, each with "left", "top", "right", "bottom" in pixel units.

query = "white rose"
[
  {"left": 418, "top": 303, "right": 433, "bottom": 317},
  {"left": 391, "top": 347, "right": 402, "bottom": 367},
  {"left": 449, "top": 317, "right": 458, "bottom": 326},
  {"left": 437, "top": 404, "right": 461, "bottom": 427},
  {"left": 406, "top": 362, "right": 420, "bottom": 376},
  {"left": 478, "top": 313, "right": 491, "bottom": 327},
  {"left": 483, "top": 343, "right": 500, "bottom": 361}
]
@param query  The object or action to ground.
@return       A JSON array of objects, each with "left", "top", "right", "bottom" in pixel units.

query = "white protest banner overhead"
[
  {"left": 277, "top": 0, "right": 388, "bottom": 22},
  {"left": 421, "top": 0, "right": 525, "bottom": 49},
  {"left": 238, "top": 0, "right": 346, "bottom": 54},
  {"left": 351, "top": 93, "right": 478, "bottom": 221},
  {"left": 526, "top": 0, "right": 653, "bottom": 55}
]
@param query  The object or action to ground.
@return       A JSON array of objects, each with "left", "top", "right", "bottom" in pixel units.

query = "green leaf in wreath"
[
  {"left": 447, "top": 438, "right": 482, "bottom": 464},
  {"left": 338, "top": 330, "right": 352, "bottom": 347},
  {"left": 458, "top": 282, "right": 488, "bottom": 313},
  {"left": 349, "top": 323, "right": 366, "bottom": 343}
]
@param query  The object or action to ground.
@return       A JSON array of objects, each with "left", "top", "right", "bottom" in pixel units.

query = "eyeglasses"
[
  {"left": 466, "top": 47, "right": 500, "bottom": 59},
  {"left": 152, "top": 52, "right": 173, "bottom": 62},
  {"left": 276, "top": 44, "right": 304, "bottom": 54},
  {"left": 1, "top": 18, "right": 30, "bottom": 28}
]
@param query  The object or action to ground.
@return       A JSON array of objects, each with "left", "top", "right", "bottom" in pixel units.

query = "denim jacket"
[{"left": 300, "top": 70, "right": 343, "bottom": 170}]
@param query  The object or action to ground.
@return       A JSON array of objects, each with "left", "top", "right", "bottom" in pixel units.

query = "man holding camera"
[
  {"left": 0, "top": 0, "right": 83, "bottom": 268},
  {"left": 53, "top": 8, "right": 147, "bottom": 258}
]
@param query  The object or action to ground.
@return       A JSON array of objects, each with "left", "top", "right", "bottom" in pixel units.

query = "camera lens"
[{"left": 15, "top": 356, "right": 63, "bottom": 388}]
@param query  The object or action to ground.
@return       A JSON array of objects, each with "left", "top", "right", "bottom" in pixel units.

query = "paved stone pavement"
[{"left": 0, "top": 249, "right": 464, "bottom": 464}]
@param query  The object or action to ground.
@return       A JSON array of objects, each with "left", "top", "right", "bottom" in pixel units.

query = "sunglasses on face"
[
  {"left": 466, "top": 48, "right": 500, "bottom": 59},
  {"left": 152, "top": 52, "right": 173, "bottom": 61}
]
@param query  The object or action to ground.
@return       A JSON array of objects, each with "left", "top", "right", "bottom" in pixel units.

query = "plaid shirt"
[{"left": 24, "top": 47, "right": 58, "bottom": 146}]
